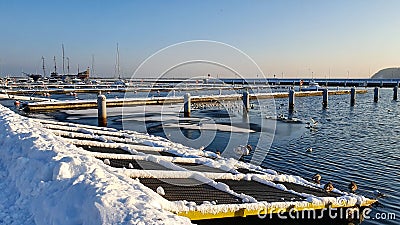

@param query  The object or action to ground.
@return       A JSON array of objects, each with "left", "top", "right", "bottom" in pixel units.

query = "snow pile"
[
  {"left": 0, "top": 104, "right": 191, "bottom": 225},
  {"left": 157, "top": 186, "right": 166, "bottom": 196}
]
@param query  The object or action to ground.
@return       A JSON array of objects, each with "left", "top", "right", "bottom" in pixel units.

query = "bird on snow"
[
  {"left": 156, "top": 186, "right": 165, "bottom": 196},
  {"left": 103, "top": 158, "right": 111, "bottom": 166}
]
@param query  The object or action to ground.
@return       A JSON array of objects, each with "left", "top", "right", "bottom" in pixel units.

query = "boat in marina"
[{"left": 301, "top": 81, "right": 322, "bottom": 91}]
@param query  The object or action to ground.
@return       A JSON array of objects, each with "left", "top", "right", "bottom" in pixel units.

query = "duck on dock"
[
  {"left": 103, "top": 158, "right": 111, "bottom": 166},
  {"left": 246, "top": 144, "right": 252, "bottom": 152},
  {"left": 324, "top": 182, "right": 334, "bottom": 193},
  {"left": 234, "top": 144, "right": 253, "bottom": 160},
  {"left": 348, "top": 181, "right": 358, "bottom": 193},
  {"left": 156, "top": 186, "right": 165, "bottom": 196},
  {"left": 312, "top": 173, "right": 321, "bottom": 184},
  {"left": 277, "top": 114, "right": 285, "bottom": 120}
]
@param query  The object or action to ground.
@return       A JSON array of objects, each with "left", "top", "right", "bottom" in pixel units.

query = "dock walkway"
[
  {"left": 35, "top": 119, "right": 376, "bottom": 221},
  {"left": 25, "top": 89, "right": 367, "bottom": 112},
  {"left": 0, "top": 93, "right": 57, "bottom": 102}
]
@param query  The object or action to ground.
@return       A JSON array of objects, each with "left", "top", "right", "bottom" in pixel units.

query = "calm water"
[{"left": 3, "top": 87, "right": 398, "bottom": 225}]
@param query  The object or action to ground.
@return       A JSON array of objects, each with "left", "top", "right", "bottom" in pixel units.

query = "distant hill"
[{"left": 371, "top": 67, "right": 400, "bottom": 79}]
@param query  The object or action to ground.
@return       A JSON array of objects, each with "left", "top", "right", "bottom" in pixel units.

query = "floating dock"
[
  {"left": 0, "top": 85, "right": 243, "bottom": 95},
  {"left": 0, "top": 93, "right": 57, "bottom": 102},
  {"left": 34, "top": 119, "right": 377, "bottom": 222},
  {"left": 24, "top": 89, "right": 367, "bottom": 112}
]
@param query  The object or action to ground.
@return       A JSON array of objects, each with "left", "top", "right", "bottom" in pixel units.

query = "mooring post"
[
  {"left": 322, "top": 88, "right": 328, "bottom": 108},
  {"left": 289, "top": 89, "right": 295, "bottom": 112},
  {"left": 184, "top": 93, "right": 191, "bottom": 117},
  {"left": 374, "top": 87, "right": 379, "bottom": 103},
  {"left": 350, "top": 87, "right": 356, "bottom": 106},
  {"left": 97, "top": 94, "right": 107, "bottom": 127},
  {"left": 394, "top": 86, "right": 398, "bottom": 101},
  {"left": 243, "top": 91, "right": 250, "bottom": 112}
]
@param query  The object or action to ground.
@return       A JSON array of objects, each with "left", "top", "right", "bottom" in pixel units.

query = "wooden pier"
[
  {"left": 0, "top": 93, "right": 57, "bottom": 102},
  {"left": 24, "top": 89, "right": 367, "bottom": 112},
  {"left": 34, "top": 119, "right": 377, "bottom": 222},
  {"left": 0, "top": 84, "right": 245, "bottom": 95}
]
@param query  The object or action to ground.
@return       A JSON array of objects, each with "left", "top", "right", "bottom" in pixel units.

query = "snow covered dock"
[
  {"left": 0, "top": 104, "right": 376, "bottom": 224},
  {"left": 0, "top": 93, "right": 57, "bottom": 102},
  {"left": 23, "top": 89, "right": 368, "bottom": 112}
]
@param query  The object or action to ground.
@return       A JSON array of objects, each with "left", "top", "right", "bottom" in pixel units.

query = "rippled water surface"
[{"left": 264, "top": 89, "right": 399, "bottom": 225}]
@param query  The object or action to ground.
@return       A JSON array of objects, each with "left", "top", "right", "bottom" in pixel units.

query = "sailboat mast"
[
  {"left": 67, "top": 57, "right": 70, "bottom": 74},
  {"left": 91, "top": 54, "right": 95, "bottom": 77},
  {"left": 53, "top": 56, "right": 57, "bottom": 75},
  {"left": 42, "top": 56, "right": 46, "bottom": 77},
  {"left": 62, "top": 44, "right": 65, "bottom": 75},
  {"left": 116, "top": 43, "right": 120, "bottom": 79}
]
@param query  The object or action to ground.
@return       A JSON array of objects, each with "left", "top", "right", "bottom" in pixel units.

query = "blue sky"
[{"left": 0, "top": 0, "right": 399, "bottom": 78}]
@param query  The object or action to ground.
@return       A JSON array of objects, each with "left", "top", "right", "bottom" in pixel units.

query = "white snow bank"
[{"left": 0, "top": 104, "right": 191, "bottom": 225}]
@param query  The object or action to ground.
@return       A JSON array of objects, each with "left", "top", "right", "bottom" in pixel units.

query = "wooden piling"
[
  {"left": 350, "top": 87, "right": 356, "bottom": 106},
  {"left": 394, "top": 86, "right": 398, "bottom": 101},
  {"left": 322, "top": 89, "right": 328, "bottom": 108},
  {"left": 242, "top": 91, "right": 250, "bottom": 112},
  {"left": 288, "top": 89, "right": 295, "bottom": 111},
  {"left": 374, "top": 87, "right": 379, "bottom": 103},
  {"left": 97, "top": 95, "right": 107, "bottom": 127},
  {"left": 184, "top": 93, "right": 191, "bottom": 117}
]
